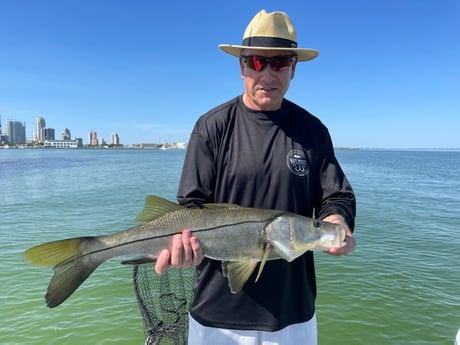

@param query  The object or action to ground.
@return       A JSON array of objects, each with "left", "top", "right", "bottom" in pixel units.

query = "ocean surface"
[{"left": 0, "top": 148, "right": 459, "bottom": 344}]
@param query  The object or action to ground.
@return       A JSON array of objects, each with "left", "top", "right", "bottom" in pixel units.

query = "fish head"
[{"left": 265, "top": 215, "right": 346, "bottom": 261}]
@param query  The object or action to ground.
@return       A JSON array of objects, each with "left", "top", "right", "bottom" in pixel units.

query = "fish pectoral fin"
[
  {"left": 121, "top": 255, "right": 157, "bottom": 265},
  {"left": 221, "top": 260, "right": 258, "bottom": 294},
  {"left": 135, "top": 195, "right": 183, "bottom": 223},
  {"left": 255, "top": 244, "right": 272, "bottom": 283}
]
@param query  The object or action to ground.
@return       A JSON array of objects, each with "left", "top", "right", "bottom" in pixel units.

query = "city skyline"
[
  {"left": 1, "top": 1, "right": 459, "bottom": 148},
  {"left": 0, "top": 114, "right": 121, "bottom": 146}
]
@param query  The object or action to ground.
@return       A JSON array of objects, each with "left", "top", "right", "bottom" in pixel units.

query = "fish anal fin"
[
  {"left": 221, "top": 260, "right": 258, "bottom": 294},
  {"left": 135, "top": 195, "right": 183, "bottom": 223},
  {"left": 121, "top": 255, "right": 157, "bottom": 265},
  {"left": 255, "top": 244, "right": 272, "bottom": 283}
]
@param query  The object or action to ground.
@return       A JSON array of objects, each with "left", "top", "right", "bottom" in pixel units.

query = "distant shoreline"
[
  {"left": 0, "top": 144, "right": 186, "bottom": 150},
  {"left": 1, "top": 145, "right": 459, "bottom": 152}
]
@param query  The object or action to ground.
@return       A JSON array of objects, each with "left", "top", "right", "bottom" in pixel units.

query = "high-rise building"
[
  {"left": 6, "top": 120, "right": 26, "bottom": 144},
  {"left": 88, "top": 130, "right": 98, "bottom": 146},
  {"left": 61, "top": 128, "right": 71, "bottom": 140},
  {"left": 111, "top": 132, "right": 120, "bottom": 145},
  {"left": 43, "top": 128, "right": 55, "bottom": 141},
  {"left": 35, "top": 117, "right": 46, "bottom": 143},
  {"left": 0, "top": 114, "right": 7, "bottom": 144}
]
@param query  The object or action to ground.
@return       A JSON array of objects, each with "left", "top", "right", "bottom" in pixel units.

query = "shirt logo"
[{"left": 286, "top": 149, "right": 309, "bottom": 177}]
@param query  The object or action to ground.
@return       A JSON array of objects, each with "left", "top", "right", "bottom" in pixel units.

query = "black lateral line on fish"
[{"left": 57, "top": 218, "right": 281, "bottom": 266}]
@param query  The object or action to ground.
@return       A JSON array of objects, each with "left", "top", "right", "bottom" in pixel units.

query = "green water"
[{"left": 1, "top": 149, "right": 459, "bottom": 344}]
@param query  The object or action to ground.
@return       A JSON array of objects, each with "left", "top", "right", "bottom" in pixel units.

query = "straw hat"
[{"left": 219, "top": 10, "right": 319, "bottom": 62}]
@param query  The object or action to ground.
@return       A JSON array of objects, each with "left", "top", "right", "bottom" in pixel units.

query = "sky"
[{"left": 0, "top": 0, "right": 459, "bottom": 148}]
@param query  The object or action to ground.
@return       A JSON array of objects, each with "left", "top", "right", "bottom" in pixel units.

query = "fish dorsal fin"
[
  {"left": 203, "top": 203, "right": 242, "bottom": 209},
  {"left": 135, "top": 195, "right": 183, "bottom": 223},
  {"left": 221, "top": 260, "right": 258, "bottom": 294},
  {"left": 255, "top": 243, "right": 272, "bottom": 282}
]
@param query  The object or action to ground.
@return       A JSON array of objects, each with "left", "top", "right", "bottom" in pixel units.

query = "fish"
[{"left": 23, "top": 195, "right": 346, "bottom": 308}]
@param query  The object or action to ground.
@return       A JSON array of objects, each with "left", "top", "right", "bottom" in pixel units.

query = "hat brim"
[{"left": 218, "top": 44, "right": 319, "bottom": 62}]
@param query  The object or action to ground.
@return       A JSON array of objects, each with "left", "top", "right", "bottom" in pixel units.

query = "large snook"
[{"left": 24, "top": 195, "right": 345, "bottom": 308}]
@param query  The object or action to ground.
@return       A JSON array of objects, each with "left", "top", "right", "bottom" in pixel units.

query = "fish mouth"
[{"left": 321, "top": 233, "right": 336, "bottom": 242}]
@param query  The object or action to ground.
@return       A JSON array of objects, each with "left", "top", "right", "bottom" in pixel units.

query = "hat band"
[{"left": 242, "top": 36, "right": 298, "bottom": 49}]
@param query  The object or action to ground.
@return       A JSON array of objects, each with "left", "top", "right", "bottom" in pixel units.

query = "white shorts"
[{"left": 188, "top": 313, "right": 317, "bottom": 345}]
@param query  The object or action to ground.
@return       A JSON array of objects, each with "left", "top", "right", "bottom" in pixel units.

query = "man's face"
[{"left": 240, "top": 49, "right": 297, "bottom": 111}]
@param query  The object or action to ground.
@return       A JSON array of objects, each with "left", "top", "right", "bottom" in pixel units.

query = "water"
[{"left": 1, "top": 148, "right": 459, "bottom": 344}]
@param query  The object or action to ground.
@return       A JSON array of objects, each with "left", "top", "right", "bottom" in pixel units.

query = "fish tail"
[
  {"left": 24, "top": 238, "right": 83, "bottom": 267},
  {"left": 24, "top": 237, "right": 101, "bottom": 308}
]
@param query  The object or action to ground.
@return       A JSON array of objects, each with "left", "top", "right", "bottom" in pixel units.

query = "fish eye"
[{"left": 314, "top": 220, "right": 321, "bottom": 228}]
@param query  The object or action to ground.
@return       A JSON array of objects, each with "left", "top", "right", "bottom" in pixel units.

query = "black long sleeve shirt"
[{"left": 177, "top": 96, "right": 356, "bottom": 331}]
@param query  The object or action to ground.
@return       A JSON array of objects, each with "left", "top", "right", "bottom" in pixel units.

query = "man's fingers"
[
  {"left": 328, "top": 235, "right": 356, "bottom": 256},
  {"left": 345, "top": 235, "right": 356, "bottom": 252},
  {"left": 155, "top": 230, "right": 203, "bottom": 274},
  {"left": 170, "top": 233, "right": 184, "bottom": 266},
  {"left": 155, "top": 249, "right": 171, "bottom": 274},
  {"left": 181, "top": 230, "right": 193, "bottom": 265},
  {"left": 190, "top": 236, "right": 203, "bottom": 265}
]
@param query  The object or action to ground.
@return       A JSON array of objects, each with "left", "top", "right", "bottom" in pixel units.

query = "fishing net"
[{"left": 133, "top": 265, "right": 195, "bottom": 345}]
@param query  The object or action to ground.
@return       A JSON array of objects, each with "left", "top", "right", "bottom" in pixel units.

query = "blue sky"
[{"left": 0, "top": 0, "right": 459, "bottom": 148}]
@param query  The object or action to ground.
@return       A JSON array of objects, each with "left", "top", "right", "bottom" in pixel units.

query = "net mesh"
[{"left": 133, "top": 265, "right": 195, "bottom": 345}]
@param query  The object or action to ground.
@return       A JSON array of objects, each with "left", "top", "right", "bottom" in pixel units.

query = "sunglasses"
[{"left": 241, "top": 55, "right": 296, "bottom": 72}]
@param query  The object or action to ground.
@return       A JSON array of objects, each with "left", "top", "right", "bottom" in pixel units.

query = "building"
[
  {"left": 43, "top": 139, "right": 82, "bottom": 148},
  {"left": 6, "top": 120, "right": 26, "bottom": 144},
  {"left": 61, "top": 128, "right": 71, "bottom": 140},
  {"left": 111, "top": 132, "right": 120, "bottom": 145},
  {"left": 75, "top": 138, "right": 83, "bottom": 147},
  {"left": 0, "top": 114, "right": 7, "bottom": 144},
  {"left": 88, "top": 130, "right": 98, "bottom": 146},
  {"left": 35, "top": 117, "right": 46, "bottom": 143},
  {"left": 43, "top": 128, "right": 55, "bottom": 141}
]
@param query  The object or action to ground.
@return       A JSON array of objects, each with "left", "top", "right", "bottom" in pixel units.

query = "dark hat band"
[{"left": 242, "top": 36, "right": 298, "bottom": 49}]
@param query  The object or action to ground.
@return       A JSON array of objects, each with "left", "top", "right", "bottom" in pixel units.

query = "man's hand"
[
  {"left": 155, "top": 229, "right": 203, "bottom": 274},
  {"left": 323, "top": 214, "right": 356, "bottom": 256}
]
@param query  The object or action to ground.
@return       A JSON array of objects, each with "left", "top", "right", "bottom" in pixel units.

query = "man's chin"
[{"left": 256, "top": 98, "right": 282, "bottom": 111}]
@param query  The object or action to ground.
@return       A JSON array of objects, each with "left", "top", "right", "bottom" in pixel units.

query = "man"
[{"left": 155, "top": 10, "right": 356, "bottom": 344}]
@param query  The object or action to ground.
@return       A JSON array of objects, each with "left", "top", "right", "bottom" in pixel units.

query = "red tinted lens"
[
  {"left": 243, "top": 56, "right": 266, "bottom": 71},
  {"left": 268, "top": 56, "right": 293, "bottom": 71},
  {"left": 252, "top": 56, "right": 267, "bottom": 71},
  {"left": 244, "top": 56, "right": 294, "bottom": 72}
]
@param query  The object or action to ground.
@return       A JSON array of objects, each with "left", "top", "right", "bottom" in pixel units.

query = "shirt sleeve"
[
  {"left": 316, "top": 130, "right": 356, "bottom": 231},
  {"left": 177, "top": 128, "right": 216, "bottom": 208}
]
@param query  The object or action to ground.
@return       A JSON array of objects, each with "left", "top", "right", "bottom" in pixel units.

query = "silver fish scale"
[
  {"left": 97, "top": 207, "right": 285, "bottom": 262},
  {"left": 149, "top": 207, "right": 280, "bottom": 260},
  {"left": 24, "top": 197, "right": 345, "bottom": 308}
]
